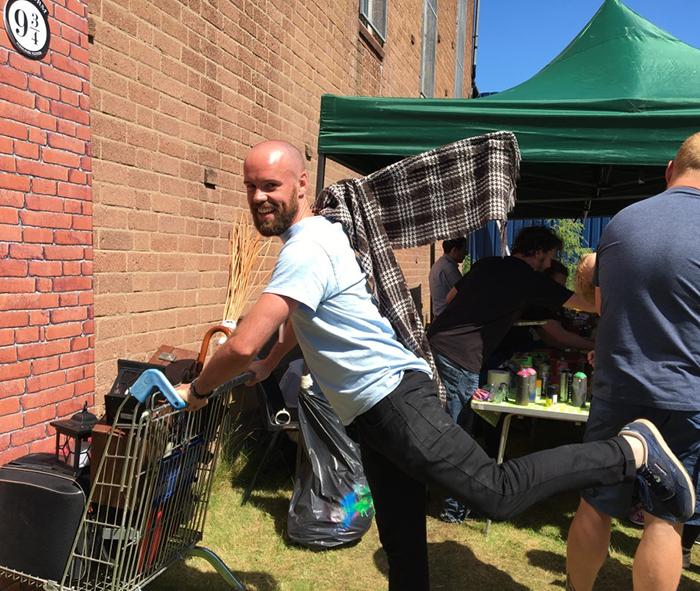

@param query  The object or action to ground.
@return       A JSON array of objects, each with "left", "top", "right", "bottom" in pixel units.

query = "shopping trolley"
[{"left": 0, "top": 355, "right": 253, "bottom": 591}]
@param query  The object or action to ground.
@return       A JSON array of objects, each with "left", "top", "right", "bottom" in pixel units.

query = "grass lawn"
[{"left": 147, "top": 422, "right": 700, "bottom": 591}]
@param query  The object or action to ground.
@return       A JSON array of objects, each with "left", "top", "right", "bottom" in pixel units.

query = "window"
[
  {"left": 420, "top": 0, "right": 438, "bottom": 98},
  {"left": 453, "top": 0, "right": 468, "bottom": 98},
  {"left": 360, "top": 0, "right": 387, "bottom": 42}
]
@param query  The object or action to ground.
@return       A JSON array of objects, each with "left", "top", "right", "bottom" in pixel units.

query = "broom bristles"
[{"left": 223, "top": 211, "right": 272, "bottom": 322}]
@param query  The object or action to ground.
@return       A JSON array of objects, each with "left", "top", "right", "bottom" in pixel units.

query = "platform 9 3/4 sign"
[{"left": 4, "top": 0, "right": 51, "bottom": 60}]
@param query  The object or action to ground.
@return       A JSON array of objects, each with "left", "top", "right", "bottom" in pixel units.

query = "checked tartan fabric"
[{"left": 313, "top": 132, "right": 520, "bottom": 403}]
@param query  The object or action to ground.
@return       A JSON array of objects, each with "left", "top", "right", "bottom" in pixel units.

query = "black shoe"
[
  {"left": 619, "top": 419, "right": 695, "bottom": 522},
  {"left": 438, "top": 512, "right": 462, "bottom": 524}
]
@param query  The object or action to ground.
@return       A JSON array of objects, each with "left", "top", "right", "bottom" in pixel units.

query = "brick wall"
[
  {"left": 0, "top": 0, "right": 92, "bottom": 465},
  {"left": 0, "top": 0, "right": 474, "bottom": 447},
  {"left": 89, "top": 0, "right": 474, "bottom": 397}
]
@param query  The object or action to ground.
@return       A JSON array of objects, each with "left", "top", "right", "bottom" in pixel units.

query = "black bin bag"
[{"left": 287, "top": 384, "right": 374, "bottom": 550}]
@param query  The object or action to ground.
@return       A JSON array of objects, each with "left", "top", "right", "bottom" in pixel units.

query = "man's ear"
[
  {"left": 298, "top": 171, "right": 309, "bottom": 199},
  {"left": 665, "top": 160, "right": 674, "bottom": 186}
]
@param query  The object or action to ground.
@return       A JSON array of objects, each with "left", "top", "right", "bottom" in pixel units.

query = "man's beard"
[{"left": 252, "top": 188, "right": 299, "bottom": 236}]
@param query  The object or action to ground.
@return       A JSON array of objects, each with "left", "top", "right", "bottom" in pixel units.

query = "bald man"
[
  {"left": 566, "top": 133, "right": 700, "bottom": 591},
  {"left": 175, "top": 141, "right": 694, "bottom": 591}
]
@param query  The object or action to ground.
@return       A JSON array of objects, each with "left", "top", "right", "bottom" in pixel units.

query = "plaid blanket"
[{"left": 313, "top": 131, "right": 520, "bottom": 402}]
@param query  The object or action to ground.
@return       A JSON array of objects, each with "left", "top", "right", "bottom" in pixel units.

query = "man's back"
[
  {"left": 428, "top": 256, "right": 571, "bottom": 372},
  {"left": 594, "top": 187, "right": 700, "bottom": 410}
]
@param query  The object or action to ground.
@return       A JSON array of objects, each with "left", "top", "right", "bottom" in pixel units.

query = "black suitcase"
[{"left": 0, "top": 454, "right": 86, "bottom": 581}]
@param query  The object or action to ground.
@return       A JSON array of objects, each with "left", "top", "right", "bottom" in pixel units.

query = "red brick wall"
[
  {"left": 0, "top": 0, "right": 92, "bottom": 465},
  {"left": 0, "top": 1, "right": 474, "bottom": 457}
]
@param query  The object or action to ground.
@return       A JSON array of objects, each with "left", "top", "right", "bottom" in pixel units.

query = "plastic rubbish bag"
[{"left": 287, "top": 380, "right": 374, "bottom": 550}]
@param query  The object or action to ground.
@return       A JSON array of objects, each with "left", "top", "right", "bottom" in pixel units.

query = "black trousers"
[{"left": 354, "top": 371, "right": 636, "bottom": 591}]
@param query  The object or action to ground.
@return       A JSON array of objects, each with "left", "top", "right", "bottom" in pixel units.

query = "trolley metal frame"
[{"left": 0, "top": 372, "right": 252, "bottom": 591}]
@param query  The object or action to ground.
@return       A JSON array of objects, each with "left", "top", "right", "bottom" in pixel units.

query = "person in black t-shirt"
[
  {"left": 494, "top": 259, "right": 595, "bottom": 359},
  {"left": 428, "top": 226, "right": 594, "bottom": 379},
  {"left": 427, "top": 226, "right": 595, "bottom": 522}
]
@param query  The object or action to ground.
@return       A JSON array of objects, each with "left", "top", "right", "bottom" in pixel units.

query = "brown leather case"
[{"left": 147, "top": 324, "right": 234, "bottom": 385}]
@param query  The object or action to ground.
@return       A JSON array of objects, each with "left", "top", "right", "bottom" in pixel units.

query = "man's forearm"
[
  {"left": 194, "top": 335, "right": 257, "bottom": 395},
  {"left": 539, "top": 320, "right": 594, "bottom": 351},
  {"left": 197, "top": 319, "right": 298, "bottom": 394},
  {"left": 258, "top": 320, "right": 299, "bottom": 374},
  {"left": 187, "top": 292, "right": 299, "bottom": 397},
  {"left": 564, "top": 292, "right": 597, "bottom": 313}
]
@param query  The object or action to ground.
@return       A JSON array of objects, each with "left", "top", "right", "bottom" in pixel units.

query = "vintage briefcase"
[
  {"left": 0, "top": 458, "right": 86, "bottom": 581},
  {"left": 147, "top": 324, "right": 234, "bottom": 386}
]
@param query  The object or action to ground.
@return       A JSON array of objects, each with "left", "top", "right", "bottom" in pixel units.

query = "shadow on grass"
[
  {"left": 145, "top": 554, "right": 278, "bottom": 591},
  {"left": 526, "top": 548, "right": 636, "bottom": 590},
  {"left": 504, "top": 487, "right": 645, "bottom": 563},
  {"left": 506, "top": 490, "right": 578, "bottom": 538},
  {"left": 229, "top": 431, "right": 296, "bottom": 482},
  {"left": 524, "top": 549, "right": 566, "bottom": 588},
  {"left": 244, "top": 492, "right": 291, "bottom": 539},
  {"left": 527, "top": 547, "right": 700, "bottom": 591},
  {"left": 679, "top": 566, "right": 700, "bottom": 591},
  {"left": 228, "top": 433, "right": 297, "bottom": 493},
  {"left": 225, "top": 431, "right": 297, "bottom": 541},
  {"left": 371, "top": 541, "right": 531, "bottom": 591}
]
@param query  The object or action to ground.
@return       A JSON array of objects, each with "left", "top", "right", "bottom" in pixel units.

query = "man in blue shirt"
[
  {"left": 176, "top": 140, "right": 694, "bottom": 591},
  {"left": 566, "top": 132, "right": 700, "bottom": 591}
]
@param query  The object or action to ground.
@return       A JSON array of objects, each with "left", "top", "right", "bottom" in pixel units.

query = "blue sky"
[{"left": 475, "top": 0, "right": 700, "bottom": 93}]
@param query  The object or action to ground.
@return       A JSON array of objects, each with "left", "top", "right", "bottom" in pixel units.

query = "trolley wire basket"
[{"left": 0, "top": 368, "right": 253, "bottom": 591}]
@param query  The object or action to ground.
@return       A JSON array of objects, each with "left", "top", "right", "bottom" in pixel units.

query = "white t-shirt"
[{"left": 264, "top": 216, "right": 431, "bottom": 424}]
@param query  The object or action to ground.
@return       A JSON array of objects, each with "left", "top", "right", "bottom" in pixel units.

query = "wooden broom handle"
[{"left": 195, "top": 324, "right": 234, "bottom": 375}]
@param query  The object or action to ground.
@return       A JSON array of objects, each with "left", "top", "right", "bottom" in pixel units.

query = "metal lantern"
[{"left": 50, "top": 402, "right": 98, "bottom": 474}]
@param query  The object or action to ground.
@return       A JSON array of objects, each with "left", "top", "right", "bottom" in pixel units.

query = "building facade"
[{"left": 0, "top": 0, "right": 476, "bottom": 465}]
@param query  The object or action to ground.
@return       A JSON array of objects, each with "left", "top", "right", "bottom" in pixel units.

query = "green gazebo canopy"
[{"left": 317, "top": 0, "right": 700, "bottom": 218}]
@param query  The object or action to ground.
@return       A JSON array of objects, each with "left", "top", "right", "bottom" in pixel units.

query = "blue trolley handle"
[
  {"left": 130, "top": 369, "right": 257, "bottom": 410},
  {"left": 130, "top": 369, "right": 187, "bottom": 410}
]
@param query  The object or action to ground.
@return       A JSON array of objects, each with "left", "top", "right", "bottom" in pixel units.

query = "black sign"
[{"left": 4, "top": 0, "right": 50, "bottom": 60}]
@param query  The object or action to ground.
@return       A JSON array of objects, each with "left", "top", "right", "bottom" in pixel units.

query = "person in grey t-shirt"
[
  {"left": 567, "top": 132, "right": 700, "bottom": 591},
  {"left": 429, "top": 237, "right": 467, "bottom": 317}
]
